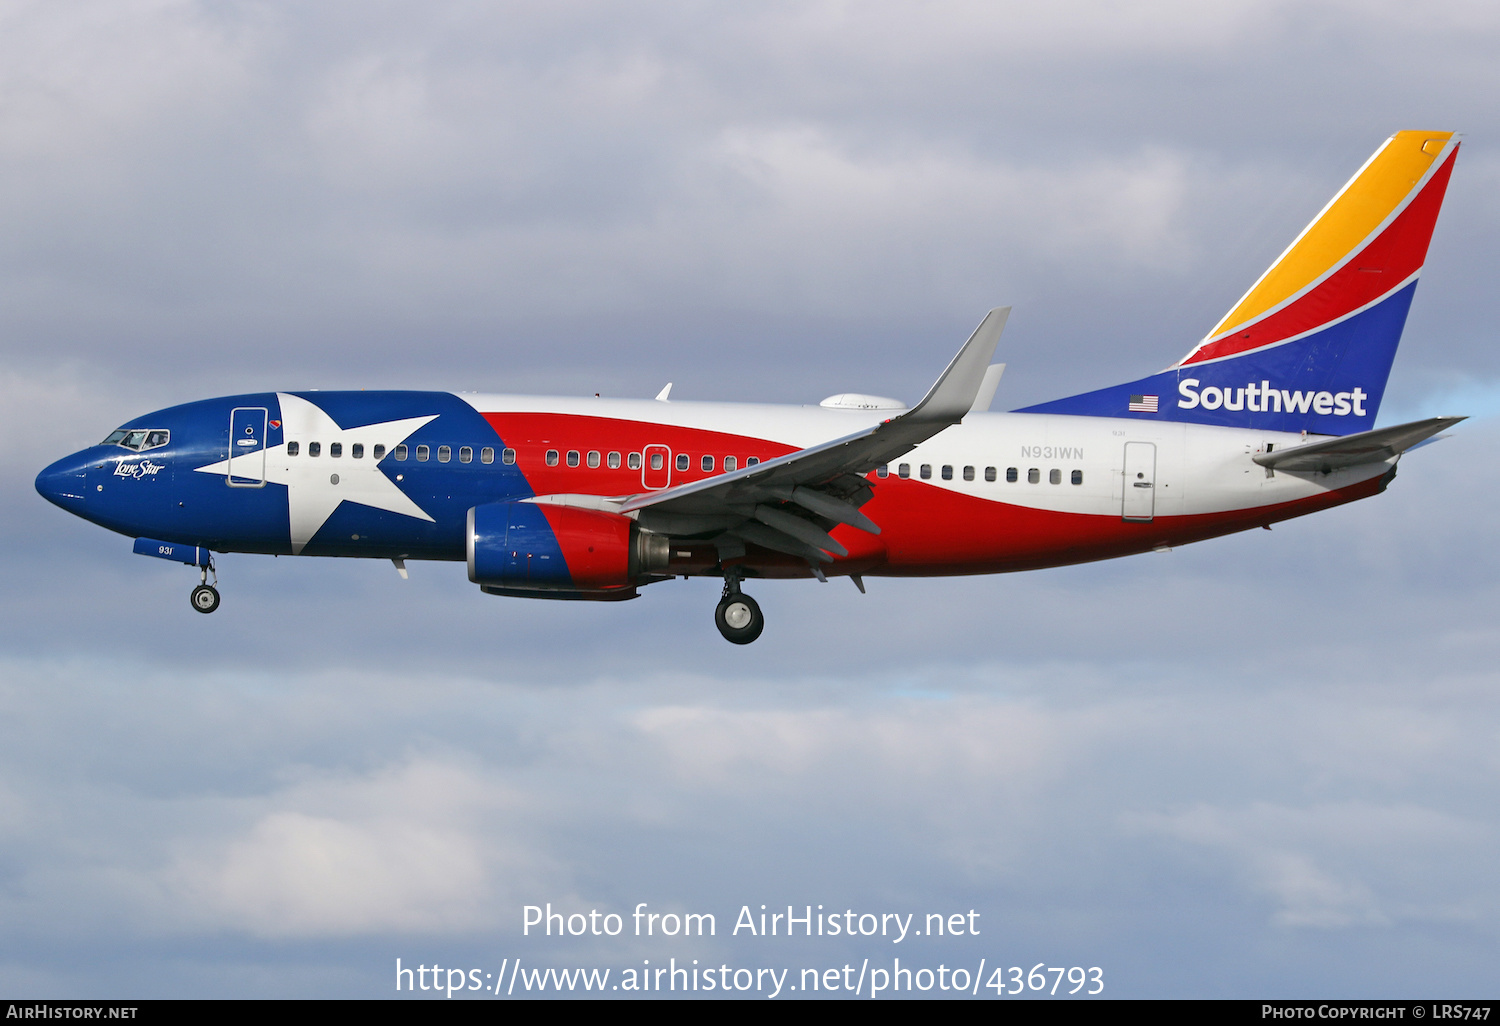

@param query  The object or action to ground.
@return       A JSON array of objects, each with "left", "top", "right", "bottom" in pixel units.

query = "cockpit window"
[{"left": 105, "top": 428, "right": 169, "bottom": 451}]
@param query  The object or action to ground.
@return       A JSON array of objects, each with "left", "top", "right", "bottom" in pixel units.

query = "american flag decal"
[{"left": 1128, "top": 394, "right": 1159, "bottom": 413}]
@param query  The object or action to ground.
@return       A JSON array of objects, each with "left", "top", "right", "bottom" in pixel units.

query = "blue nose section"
[{"left": 35, "top": 452, "right": 90, "bottom": 515}]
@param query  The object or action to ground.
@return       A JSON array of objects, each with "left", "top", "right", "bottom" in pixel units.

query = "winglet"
[
  {"left": 968, "top": 363, "right": 1006, "bottom": 414},
  {"left": 655, "top": 383, "right": 673, "bottom": 402},
  {"left": 908, "top": 308, "right": 1010, "bottom": 423}
]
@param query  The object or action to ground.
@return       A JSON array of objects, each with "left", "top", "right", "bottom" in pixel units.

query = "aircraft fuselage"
[{"left": 38, "top": 389, "right": 1388, "bottom": 578}]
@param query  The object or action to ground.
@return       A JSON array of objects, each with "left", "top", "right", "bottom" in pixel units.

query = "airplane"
[{"left": 36, "top": 130, "right": 1464, "bottom": 645}]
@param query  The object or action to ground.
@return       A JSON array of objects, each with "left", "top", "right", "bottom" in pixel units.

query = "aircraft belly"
[{"left": 861, "top": 470, "right": 1385, "bottom": 575}]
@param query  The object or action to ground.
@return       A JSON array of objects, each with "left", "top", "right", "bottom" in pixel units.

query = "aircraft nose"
[{"left": 35, "top": 452, "right": 90, "bottom": 515}]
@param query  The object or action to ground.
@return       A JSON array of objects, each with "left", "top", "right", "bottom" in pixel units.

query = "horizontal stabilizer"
[{"left": 1253, "top": 416, "right": 1464, "bottom": 473}]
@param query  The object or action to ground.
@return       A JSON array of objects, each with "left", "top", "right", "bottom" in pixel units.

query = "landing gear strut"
[
  {"left": 715, "top": 572, "right": 764, "bottom": 645},
  {"left": 190, "top": 561, "right": 220, "bottom": 614}
]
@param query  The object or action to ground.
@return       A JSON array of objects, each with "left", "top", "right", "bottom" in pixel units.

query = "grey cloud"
[
  {"left": 3, "top": 0, "right": 1498, "bottom": 402},
  {"left": 2, "top": 642, "right": 1498, "bottom": 994}
]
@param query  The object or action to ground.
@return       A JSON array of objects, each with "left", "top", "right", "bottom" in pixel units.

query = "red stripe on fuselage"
[
  {"left": 481, "top": 411, "right": 1386, "bottom": 579},
  {"left": 1182, "top": 150, "right": 1456, "bottom": 365},
  {"left": 480, "top": 412, "right": 798, "bottom": 496},
  {"left": 846, "top": 472, "right": 1385, "bottom": 575}
]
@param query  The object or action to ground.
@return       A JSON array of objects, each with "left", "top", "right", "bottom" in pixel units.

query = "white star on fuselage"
[{"left": 195, "top": 393, "right": 438, "bottom": 554}]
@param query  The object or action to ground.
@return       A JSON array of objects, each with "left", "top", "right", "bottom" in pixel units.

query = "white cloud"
[
  {"left": 173, "top": 758, "right": 511, "bottom": 936},
  {"left": 1135, "top": 801, "right": 1496, "bottom": 930}
]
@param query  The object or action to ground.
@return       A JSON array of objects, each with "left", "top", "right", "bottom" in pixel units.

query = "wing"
[
  {"left": 577, "top": 307, "right": 1010, "bottom": 564},
  {"left": 1252, "top": 416, "right": 1465, "bottom": 473}
]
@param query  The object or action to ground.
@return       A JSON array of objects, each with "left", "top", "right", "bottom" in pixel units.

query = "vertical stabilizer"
[{"left": 1018, "top": 132, "right": 1460, "bottom": 435}]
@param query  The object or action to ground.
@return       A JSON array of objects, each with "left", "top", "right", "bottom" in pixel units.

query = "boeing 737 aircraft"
[{"left": 37, "top": 131, "right": 1464, "bottom": 644}]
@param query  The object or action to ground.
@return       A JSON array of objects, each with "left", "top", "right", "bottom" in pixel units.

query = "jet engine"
[{"left": 466, "top": 501, "right": 669, "bottom": 599}]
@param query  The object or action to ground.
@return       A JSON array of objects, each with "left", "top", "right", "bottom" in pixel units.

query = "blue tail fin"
[{"left": 1016, "top": 132, "right": 1460, "bottom": 435}]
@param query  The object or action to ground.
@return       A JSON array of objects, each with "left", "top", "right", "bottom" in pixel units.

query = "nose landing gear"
[
  {"left": 190, "top": 561, "right": 220, "bottom": 614},
  {"left": 715, "top": 573, "right": 763, "bottom": 645}
]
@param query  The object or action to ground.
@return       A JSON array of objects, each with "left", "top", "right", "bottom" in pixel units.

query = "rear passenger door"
[{"left": 1122, "top": 442, "right": 1155, "bottom": 521}]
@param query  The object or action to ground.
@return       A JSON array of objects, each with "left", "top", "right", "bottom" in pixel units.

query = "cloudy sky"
[{"left": 4, "top": 0, "right": 1499, "bottom": 999}]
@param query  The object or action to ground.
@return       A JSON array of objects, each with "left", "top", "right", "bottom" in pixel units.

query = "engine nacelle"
[{"left": 467, "top": 501, "right": 668, "bottom": 597}]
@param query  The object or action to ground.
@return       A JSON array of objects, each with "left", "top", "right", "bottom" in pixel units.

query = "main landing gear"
[
  {"left": 190, "top": 561, "right": 220, "bottom": 614},
  {"left": 715, "top": 573, "right": 764, "bottom": 645}
]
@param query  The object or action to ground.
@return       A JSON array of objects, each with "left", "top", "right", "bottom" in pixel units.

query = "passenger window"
[
  {"left": 984, "top": 467, "right": 996, "bottom": 482},
  {"left": 416, "top": 445, "right": 430, "bottom": 462},
  {"left": 566, "top": 450, "right": 580, "bottom": 467},
  {"left": 898, "top": 463, "right": 910, "bottom": 478},
  {"left": 746, "top": 457, "right": 760, "bottom": 466},
  {"left": 941, "top": 465, "right": 953, "bottom": 480},
  {"left": 876, "top": 464, "right": 888, "bottom": 478},
  {"left": 459, "top": 446, "right": 472, "bottom": 463},
  {"left": 650, "top": 452, "right": 663, "bottom": 471},
  {"left": 1006, "top": 467, "right": 1018, "bottom": 483},
  {"left": 329, "top": 442, "right": 343, "bottom": 458},
  {"left": 701, "top": 455, "right": 714, "bottom": 472},
  {"left": 628, "top": 452, "right": 642, "bottom": 470},
  {"left": 309, "top": 442, "right": 321, "bottom": 457},
  {"left": 545, "top": 449, "right": 559, "bottom": 466},
  {"left": 607, "top": 451, "right": 621, "bottom": 469},
  {"left": 144, "top": 430, "right": 169, "bottom": 449},
  {"left": 1027, "top": 468, "right": 1039, "bottom": 483},
  {"left": 1072, "top": 470, "right": 1083, "bottom": 485},
  {"left": 352, "top": 443, "right": 364, "bottom": 458},
  {"left": 480, "top": 447, "right": 495, "bottom": 464},
  {"left": 963, "top": 466, "right": 975, "bottom": 481},
  {"left": 676, "top": 454, "right": 689, "bottom": 471},
  {"left": 1049, "top": 468, "right": 1061, "bottom": 484},
  {"left": 394, "top": 444, "right": 407, "bottom": 461},
  {"left": 723, "top": 456, "right": 736, "bottom": 472},
  {"left": 920, "top": 464, "right": 932, "bottom": 480},
  {"left": 500, "top": 448, "right": 515, "bottom": 465},
  {"left": 373, "top": 444, "right": 386, "bottom": 460},
  {"left": 287, "top": 441, "right": 300, "bottom": 457},
  {"left": 437, "top": 446, "right": 451, "bottom": 462},
  {"left": 587, "top": 451, "right": 600, "bottom": 468}
]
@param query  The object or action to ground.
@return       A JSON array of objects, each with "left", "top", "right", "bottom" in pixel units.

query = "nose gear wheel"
[
  {"left": 190, "top": 584, "right": 220, "bottom": 613},
  {"left": 189, "top": 558, "right": 220, "bottom": 614}
]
